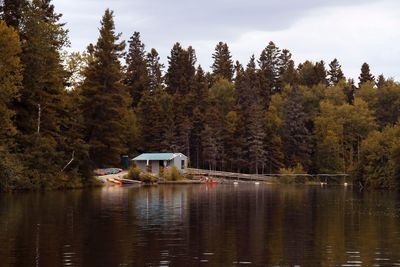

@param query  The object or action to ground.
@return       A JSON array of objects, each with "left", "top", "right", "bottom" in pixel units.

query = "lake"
[{"left": 1, "top": 184, "right": 400, "bottom": 266}]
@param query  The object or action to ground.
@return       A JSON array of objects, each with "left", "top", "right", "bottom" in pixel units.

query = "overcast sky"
[{"left": 54, "top": 0, "right": 400, "bottom": 80}]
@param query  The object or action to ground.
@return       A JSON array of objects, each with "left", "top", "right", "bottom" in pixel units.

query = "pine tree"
[
  {"left": 344, "top": 78, "right": 356, "bottom": 104},
  {"left": 165, "top": 42, "right": 196, "bottom": 95},
  {"left": 146, "top": 48, "right": 164, "bottom": 91},
  {"left": 136, "top": 91, "right": 163, "bottom": 152},
  {"left": 247, "top": 100, "right": 265, "bottom": 174},
  {"left": 80, "top": 9, "right": 131, "bottom": 167},
  {"left": 264, "top": 95, "right": 284, "bottom": 173},
  {"left": 283, "top": 88, "right": 312, "bottom": 169},
  {"left": 314, "top": 60, "right": 328, "bottom": 85},
  {"left": 298, "top": 60, "right": 327, "bottom": 87},
  {"left": 358, "top": 62, "right": 374, "bottom": 86},
  {"left": 279, "top": 49, "right": 297, "bottom": 86},
  {"left": 376, "top": 74, "right": 385, "bottom": 89},
  {"left": 0, "top": 0, "right": 26, "bottom": 29},
  {"left": 211, "top": 41, "right": 234, "bottom": 81},
  {"left": 259, "top": 41, "right": 281, "bottom": 94},
  {"left": 125, "top": 31, "right": 149, "bottom": 107},
  {"left": 15, "top": 0, "right": 70, "bottom": 184},
  {"left": 189, "top": 66, "right": 208, "bottom": 168},
  {"left": 328, "top": 58, "right": 344, "bottom": 85}
]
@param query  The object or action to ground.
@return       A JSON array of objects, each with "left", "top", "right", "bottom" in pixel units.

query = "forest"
[{"left": 0, "top": 0, "right": 400, "bottom": 191}]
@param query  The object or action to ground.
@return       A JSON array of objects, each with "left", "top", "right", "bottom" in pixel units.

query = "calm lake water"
[{"left": 1, "top": 184, "right": 400, "bottom": 267}]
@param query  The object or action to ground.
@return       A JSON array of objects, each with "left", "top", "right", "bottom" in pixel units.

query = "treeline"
[{"left": 1, "top": 1, "right": 400, "bottom": 190}]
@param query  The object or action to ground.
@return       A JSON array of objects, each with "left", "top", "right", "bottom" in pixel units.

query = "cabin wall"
[
  {"left": 134, "top": 160, "right": 161, "bottom": 174},
  {"left": 173, "top": 155, "right": 188, "bottom": 173}
]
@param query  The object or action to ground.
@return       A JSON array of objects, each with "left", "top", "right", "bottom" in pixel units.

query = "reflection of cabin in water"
[{"left": 132, "top": 153, "right": 188, "bottom": 174}]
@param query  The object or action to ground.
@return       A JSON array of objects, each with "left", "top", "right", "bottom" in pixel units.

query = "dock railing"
[{"left": 187, "top": 168, "right": 349, "bottom": 183}]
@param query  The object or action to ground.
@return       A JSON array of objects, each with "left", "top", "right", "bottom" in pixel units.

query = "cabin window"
[{"left": 181, "top": 160, "right": 185, "bottom": 169}]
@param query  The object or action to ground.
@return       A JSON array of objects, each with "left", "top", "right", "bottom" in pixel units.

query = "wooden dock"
[{"left": 188, "top": 168, "right": 349, "bottom": 183}]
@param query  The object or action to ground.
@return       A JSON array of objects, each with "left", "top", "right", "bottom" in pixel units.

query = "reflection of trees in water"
[{"left": 1, "top": 187, "right": 400, "bottom": 266}]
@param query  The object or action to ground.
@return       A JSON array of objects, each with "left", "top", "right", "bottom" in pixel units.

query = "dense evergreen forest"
[{"left": 1, "top": 0, "right": 400, "bottom": 190}]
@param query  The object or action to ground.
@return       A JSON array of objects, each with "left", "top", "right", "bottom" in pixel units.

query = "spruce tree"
[
  {"left": 283, "top": 88, "right": 312, "bottom": 169},
  {"left": 376, "top": 74, "right": 385, "bottom": 89},
  {"left": 247, "top": 100, "right": 265, "bottom": 174},
  {"left": 358, "top": 62, "right": 374, "bottom": 86},
  {"left": 259, "top": 41, "right": 281, "bottom": 94},
  {"left": 211, "top": 41, "right": 234, "bottom": 81},
  {"left": 15, "top": 0, "right": 70, "bottom": 185},
  {"left": 298, "top": 60, "right": 327, "bottom": 87},
  {"left": 80, "top": 9, "right": 131, "bottom": 167},
  {"left": 189, "top": 66, "right": 208, "bottom": 168},
  {"left": 343, "top": 78, "right": 356, "bottom": 104},
  {"left": 136, "top": 91, "right": 163, "bottom": 152},
  {"left": 328, "top": 58, "right": 344, "bottom": 85},
  {"left": 125, "top": 31, "right": 149, "bottom": 107},
  {"left": 165, "top": 42, "right": 196, "bottom": 95},
  {"left": 314, "top": 60, "right": 328, "bottom": 85},
  {"left": 0, "top": 0, "right": 26, "bottom": 29},
  {"left": 279, "top": 49, "right": 297, "bottom": 86},
  {"left": 146, "top": 48, "right": 164, "bottom": 91}
]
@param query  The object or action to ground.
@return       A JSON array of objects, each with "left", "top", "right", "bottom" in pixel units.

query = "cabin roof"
[{"left": 132, "top": 153, "right": 185, "bottom": 161}]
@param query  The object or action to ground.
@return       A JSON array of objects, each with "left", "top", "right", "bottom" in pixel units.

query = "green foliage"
[
  {"left": 211, "top": 42, "right": 234, "bottom": 82},
  {"left": 358, "top": 62, "right": 374, "bottom": 86},
  {"left": 0, "top": 147, "right": 28, "bottom": 191},
  {"left": 298, "top": 60, "right": 327, "bottom": 87},
  {"left": 139, "top": 172, "right": 157, "bottom": 184},
  {"left": 2, "top": 1, "right": 400, "bottom": 191},
  {"left": 0, "top": 0, "right": 26, "bottom": 29},
  {"left": 0, "top": 21, "right": 21, "bottom": 146},
  {"left": 356, "top": 125, "right": 400, "bottom": 188},
  {"left": 282, "top": 88, "right": 312, "bottom": 170},
  {"left": 162, "top": 166, "right": 184, "bottom": 181},
  {"left": 279, "top": 163, "right": 306, "bottom": 184},
  {"left": 125, "top": 31, "right": 149, "bottom": 107},
  {"left": 127, "top": 166, "right": 142, "bottom": 181},
  {"left": 327, "top": 58, "right": 344, "bottom": 85},
  {"left": 80, "top": 9, "right": 131, "bottom": 167}
]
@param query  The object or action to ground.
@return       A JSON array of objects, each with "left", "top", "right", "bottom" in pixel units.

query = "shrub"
[
  {"left": 0, "top": 148, "right": 30, "bottom": 191},
  {"left": 139, "top": 172, "right": 157, "bottom": 184},
  {"left": 127, "top": 166, "right": 142, "bottom": 181},
  {"left": 279, "top": 163, "right": 306, "bottom": 184},
  {"left": 162, "top": 166, "right": 184, "bottom": 181}
]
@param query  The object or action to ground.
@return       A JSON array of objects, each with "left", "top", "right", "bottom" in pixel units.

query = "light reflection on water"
[{"left": 1, "top": 185, "right": 400, "bottom": 266}]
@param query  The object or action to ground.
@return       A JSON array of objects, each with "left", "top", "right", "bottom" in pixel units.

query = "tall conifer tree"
[
  {"left": 0, "top": 0, "right": 26, "bottom": 29},
  {"left": 211, "top": 41, "right": 234, "bottom": 81},
  {"left": 358, "top": 62, "right": 374, "bottom": 86},
  {"left": 125, "top": 31, "right": 149, "bottom": 107},
  {"left": 15, "top": 0, "right": 70, "bottom": 184},
  {"left": 146, "top": 48, "right": 164, "bottom": 91},
  {"left": 283, "top": 88, "right": 312, "bottom": 169},
  {"left": 328, "top": 58, "right": 344, "bottom": 85},
  {"left": 81, "top": 9, "right": 131, "bottom": 167},
  {"left": 259, "top": 41, "right": 281, "bottom": 94}
]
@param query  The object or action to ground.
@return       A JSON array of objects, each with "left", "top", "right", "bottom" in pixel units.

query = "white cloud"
[
  {"left": 224, "top": 1, "right": 400, "bottom": 80},
  {"left": 55, "top": 0, "right": 400, "bottom": 80}
]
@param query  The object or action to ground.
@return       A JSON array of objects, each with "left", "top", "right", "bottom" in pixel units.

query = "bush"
[
  {"left": 127, "top": 166, "right": 142, "bottom": 181},
  {"left": 162, "top": 166, "right": 184, "bottom": 181},
  {"left": 139, "top": 172, "right": 157, "bottom": 184},
  {"left": 0, "top": 148, "right": 30, "bottom": 191},
  {"left": 279, "top": 163, "right": 306, "bottom": 184}
]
